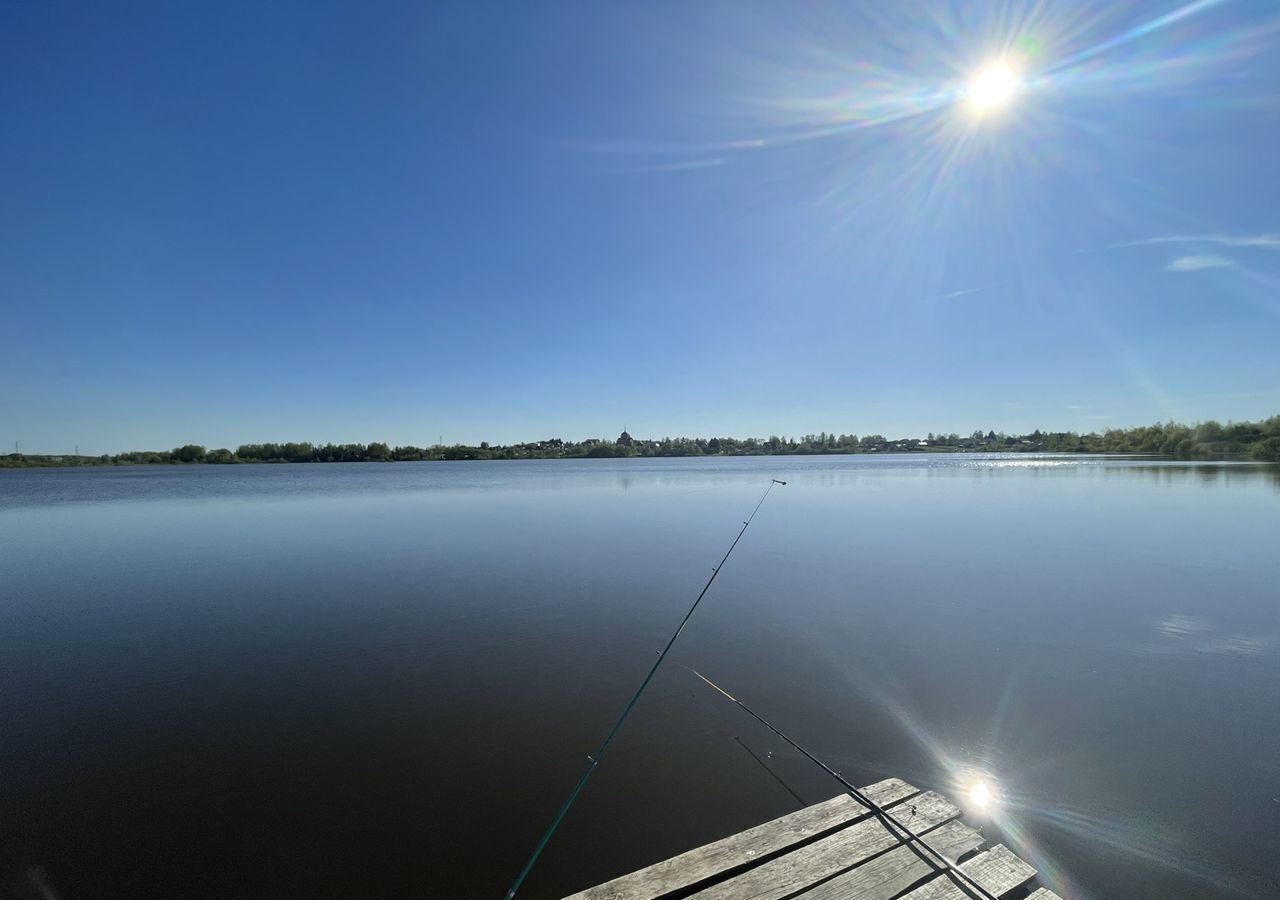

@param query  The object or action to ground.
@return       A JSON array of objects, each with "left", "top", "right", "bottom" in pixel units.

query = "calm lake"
[{"left": 1, "top": 456, "right": 1277, "bottom": 899}]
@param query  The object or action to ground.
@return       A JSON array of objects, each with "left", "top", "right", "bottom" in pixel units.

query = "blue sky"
[{"left": 3, "top": 0, "right": 1279, "bottom": 452}]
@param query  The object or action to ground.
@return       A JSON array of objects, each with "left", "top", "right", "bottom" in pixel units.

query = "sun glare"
[
  {"left": 969, "top": 781, "right": 993, "bottom": 808},
  {"left": 967, "top": 61, "right": 1019, "bottom": 112}
]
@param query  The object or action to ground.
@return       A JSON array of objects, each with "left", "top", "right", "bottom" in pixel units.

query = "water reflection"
[
  {"left": 3, "top": 455, "right": 1278, "bottom": 513},
  {"left": 1098, "top": 461, "right": 1280, "bottom": 491},
  {"left": 0, "top": 456, "right": 1276, "bottom": 899},
  {"left": 1152, "top": 615, "right": 1272, "bottom": 658}
]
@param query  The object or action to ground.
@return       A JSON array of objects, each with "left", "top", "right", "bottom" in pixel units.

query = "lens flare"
[{"left": 969, "top": 780, "right": 994, "bottom": 807}]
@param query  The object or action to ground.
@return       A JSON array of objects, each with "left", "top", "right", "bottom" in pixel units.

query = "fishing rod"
[
  {"left": 690, "top": 669, "right": 1002, "bottom": 900},
  {"left": 503, "top": 479, "right": 787, "bottom": 899}
]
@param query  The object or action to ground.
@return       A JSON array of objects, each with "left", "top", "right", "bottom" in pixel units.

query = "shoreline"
[
  {"left": 6, "top": 415, "right": 1278, "bottom": 466},
  {"left": 2, "top": 448, "right": 1272, "bottom": 468}
]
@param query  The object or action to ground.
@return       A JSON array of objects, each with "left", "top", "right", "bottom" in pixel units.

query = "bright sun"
[{"left": 967, "top": 61, "right": 1019, "bottom": 112}]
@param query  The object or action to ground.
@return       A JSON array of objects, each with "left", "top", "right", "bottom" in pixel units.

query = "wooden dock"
[{"left": 563, "top": 777, "right": 1063, "bottom": 900}]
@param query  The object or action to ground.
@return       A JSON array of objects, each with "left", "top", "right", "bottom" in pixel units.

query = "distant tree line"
[{"left": 5, "top": 415, "right": 1279, "bottom": 467}]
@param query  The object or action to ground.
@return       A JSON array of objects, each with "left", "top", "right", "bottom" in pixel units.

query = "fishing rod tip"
[{"left": 773, "top": 479, "right": 787, "bottom": 485}]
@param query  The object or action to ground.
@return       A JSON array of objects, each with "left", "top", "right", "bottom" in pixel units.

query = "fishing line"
[
  {"left": 734, "top": 735, "right": 805, "bottom": 806},
  {"left": 690, "top": 669, "right": 1003, "bottom": 900},
  {"left": 503, "top": 479, "right": 787, "bottom": 899}
]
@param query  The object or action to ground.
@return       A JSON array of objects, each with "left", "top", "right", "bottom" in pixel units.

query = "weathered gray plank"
[
  {"left": 561, "top": 779, "right": 919, "bottom": 900},
  {"left": 790, "top": 818, "right": 986, "bottom": 900},
  {"left": 910, "top": 818, "right": 987, "bottom": 862},
  {"left": 1027, "top": 889, "right": 1064, "bottom": 900},
  {"left": 687, "top": 791, "right": 968, "bottom": 900},
  {"left": 860, "top": 778, "right": 920, "bottom": 807},
  {"left": 897, "top": 844, "right": 1037, "bottom": 900}
]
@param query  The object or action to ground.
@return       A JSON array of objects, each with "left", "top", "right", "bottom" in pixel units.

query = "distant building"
[{"left": 617, "top": 430, "right": 634, "bottom": 446}]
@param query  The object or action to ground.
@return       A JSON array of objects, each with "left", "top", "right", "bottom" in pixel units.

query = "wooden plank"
[
  {"left": 1027, "top": 889, "right": 1064, "bottom": 900},
  {"left": 687, "top": 791, "right": 967, "bottom": 900},
  {"left": 790, "top": 819, "right": 986, "bottom": 900},
  {"left": 561, "top": 779, "right": 919, "bottom": 900},
  {"left": 911, "top": 818, "right": 987, "bottom": 862},
  {"left": 897, "top": 845, "right": 1037, "bottom": 900},
  {"left": 861, "top": 777, "right": 920, "bottom": 807}
]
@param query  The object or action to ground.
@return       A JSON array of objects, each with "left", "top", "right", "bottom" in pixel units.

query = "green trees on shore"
[{"left": 5, "top": 415, "right": 1279, "bottom": 467}]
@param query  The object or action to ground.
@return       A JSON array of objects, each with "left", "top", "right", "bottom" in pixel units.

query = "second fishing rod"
[{"left": 689, "top": 668, "right": 1004, "bottom": 900}]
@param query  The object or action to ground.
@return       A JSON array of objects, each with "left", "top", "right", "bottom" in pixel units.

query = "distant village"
[{"left": 510, "top": 428, "right": 1052, "bottom": 459}]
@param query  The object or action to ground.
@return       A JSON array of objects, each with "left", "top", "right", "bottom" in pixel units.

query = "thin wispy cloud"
[
  {"left": 932, "top": 281, "right": 1002, "bottom": 301},
  {"left": 937, "top": 286, "right": 987, "bottom": 299},
  {"left": 591, "top": 158, "right": 726, "bottom": 175},
  {"left": 1165, "top": 254, "right": 1233, "bottom": 272},
  {"left": 627, "top": 158, "right": 725, "bottom": 173},
  {"left": 1113, "top": 233, "right": 1280, "bottom": 250}
]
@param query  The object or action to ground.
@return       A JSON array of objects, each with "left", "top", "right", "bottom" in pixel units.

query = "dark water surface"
[{"left": 1, "top": 457, "right": 1277, "bottom": 899}]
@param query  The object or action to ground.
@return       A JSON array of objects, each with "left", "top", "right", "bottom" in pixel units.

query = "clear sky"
[{"left": 3, "top": 1, "right": 1279, "bottom": 453}]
